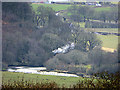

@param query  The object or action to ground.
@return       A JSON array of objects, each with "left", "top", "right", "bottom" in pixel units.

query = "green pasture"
[
  {"left": 97, "top": 35, "right": 119, "bottom": 49},
  {"left": 85, "top": 28, "right": 119, "bottom": 33},
  {"left": 2, "top": 71, "right": 106, "bottom": 88},
  {"left": 94, "top": 7, "right": 111, "bottom": 12},
  {"left": 85, "top": 28, "right": 119, "bottom": 49},
  {"left": 31, "top": 3, "right": 112, "bottom": 12},
  {"left": 2, "top": 71, "right": 82, "bottom": 87},
  {"left": 32, "top": 3, "right": 71, "bottom": 11},
  {"left": 2, "top": 71, "right": 102, "bottom": 88}
]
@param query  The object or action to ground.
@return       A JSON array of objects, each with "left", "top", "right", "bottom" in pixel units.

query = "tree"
[
  {"left": 73, "top": 29, "right": 101, "bottom": 52},
  {"left": 22, "top": 38, "right": 50, "bottom": 66},
  {"left": 67, "top": 5, "right": 83, "bottom": 24},
  {"left": 118, "top": 44, "right": 120, "bottom": 63},
  {"left": 99, "top": 11, "right": 107, "bottom": 22},
  {"left": 34, "top": 5, "right": 55, "bottom": 27},
  {"left": 65, "top": 50, "right": 88, "bottom": 65},
  {"left": 2, "top": 2, "right": 35, "bottom": 69},
  {"left": 77, "top": 6, "right": 94, "bottom": 22},
  {"left": 88, "top": 47, "right": 119, "bottom": 74},
  {"left": 93, "top": 7, "right": 118, "bottom": 24},
  {"left": 106, "top": 11, "right": 113, "bottom": 23},
  {"left": 2, "top": 2, "right": 33, "bottom": 22},
  {"left": 45, "top": 50, "right": 89, "bottom": 72},
  {"left": 85, "top": 7, "right": 94, "bottom": 21},
  {"left": 67, "top": 5, "right": 94, "bottom": 23},
  {"left": 39, "top": 33, "right": 65, "bottom": 52},
  {"left": 44, "top": 57, "right": 65, "bottom": 71},
  {"left": 111, "top": 7, "right": 118, "bottom": 23}
]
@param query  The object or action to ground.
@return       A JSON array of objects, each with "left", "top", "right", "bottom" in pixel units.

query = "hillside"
[{"left": 2, "top": 2, "right": 119, "bottom": 78}]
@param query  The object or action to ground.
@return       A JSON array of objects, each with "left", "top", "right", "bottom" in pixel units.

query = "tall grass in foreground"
[{"left": 2, "top": 72, "right": 120, "bottom": 89}]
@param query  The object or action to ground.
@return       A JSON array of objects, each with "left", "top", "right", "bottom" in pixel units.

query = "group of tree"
[
  {"left": 2, "top": 2, "right": 33, "bottom": 22},
  {"left": 85, "top": 21, "right": 118, "bottom": 28},
  {"left": 94, "top": 7, "right": 118, "bottom": 23},
  {"left": 2, "top": 2, "right": 119, "bottom": 75},
  {"left": 2, "top": 2, "right": 71, "bottom": 69},
  {"left": 67, "top": 5, "right": 94, "bottom": 24},
  {"left": 67, "top": 5, "right": 118, "bottom": 28},
  {"left": 45, "top": 46, "right": 119, "bottom": 75},
  {"left": 33, "top": 5, "right": 56, "bottom": 27},
  {"left": 70, "top": 26, "right": 101, "bottom": 52},
  {"left": 2, "top": 3, "right": 51, "bottom": 68}
]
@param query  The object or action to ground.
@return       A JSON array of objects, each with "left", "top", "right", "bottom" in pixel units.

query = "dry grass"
[{"left": 101, "top": 47, "right": 116, "bottom": 53}]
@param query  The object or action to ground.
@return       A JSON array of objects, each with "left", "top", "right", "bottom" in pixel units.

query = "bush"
[
  {"left": 45, "top": 50, "right": 89, "bottom": 73},
  {"left": 75, "top": 30, "right": 101, "bottom": 52},
  {"left": 73, "top": 71, "right": 120, "bottom": 88},
  {"left": 85, "top": 21, "right": 118, "bottom": 28},
  {"left": 88, "top": 47, "right": 119, "bottom": 74}
]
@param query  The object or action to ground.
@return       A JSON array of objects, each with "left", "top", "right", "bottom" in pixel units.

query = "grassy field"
[
  {"left": 32, "top": 3, "right": 71, "bottom": 11},
  {"left": 111, "top": 2, "right": 119, "bottom": 4},
  {"left": 85, "top": 28, "right": 119, "bottom": 49},
  {"left": 2, "top": 71, "right": 83, "bottom": 88},
  {"left": 97, "top": 35, "right": 119, "bottom": 49},
  {"left": 31, "top": 3, "right": 113, "bottom": 12},
  {"left": 85, "top": 28, "right": 119, "bottom": 33},
  {"left": 2, "top": 71, "right": 120, "bottom": 88},
  {"left": 94, "top": 7, "right": 111, "bottom": 12},
  {"left": 79, "top": 22, "right": 85, "bottom": 28}
]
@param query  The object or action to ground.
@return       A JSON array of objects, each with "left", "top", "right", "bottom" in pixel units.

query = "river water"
[{"left": 8, "top": 66, "right": 79, "bottom": 77}]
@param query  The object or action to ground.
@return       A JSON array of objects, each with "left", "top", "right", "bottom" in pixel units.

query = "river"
[{"left": 7, "top": 66, "right": 79, "bottom": 77}]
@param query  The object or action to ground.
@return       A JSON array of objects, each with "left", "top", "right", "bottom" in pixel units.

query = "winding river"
[{"left": 8, "top": 66, "right": 79, "bottom": 77}]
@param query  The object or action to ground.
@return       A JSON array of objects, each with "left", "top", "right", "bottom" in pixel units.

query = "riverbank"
[
  {"left": 2, "top": 71, "right": 120, "bottom": 88},
  {"left": 7, "top": 66, "right": 79, "bottom": 77},
  {"left": 2, "top": 71, "right": 81, "bottom": 88}
]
